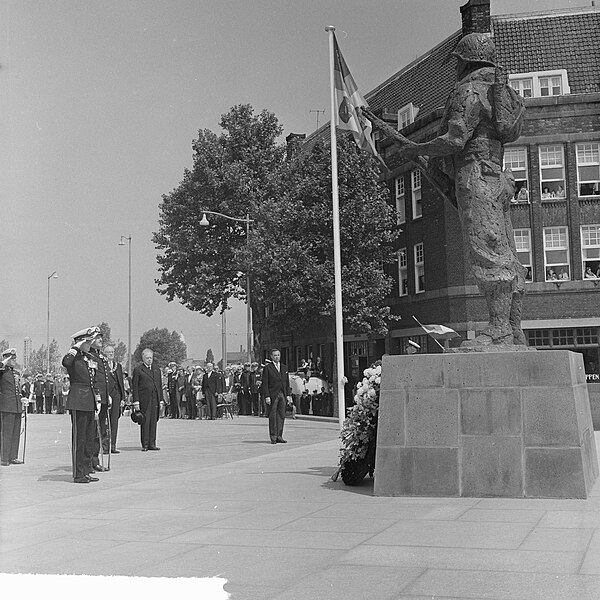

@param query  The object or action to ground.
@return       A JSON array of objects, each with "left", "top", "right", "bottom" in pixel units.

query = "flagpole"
[{"left": 326, "top": 25, "right": 346, "bottom": 430}]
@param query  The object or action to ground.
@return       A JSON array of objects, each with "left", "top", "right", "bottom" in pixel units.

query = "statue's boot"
[{"left": 461, "top": 280, "right": 514, "bottom": 347}]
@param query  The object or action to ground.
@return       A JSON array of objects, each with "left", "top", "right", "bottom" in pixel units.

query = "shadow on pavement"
[
  {"left": 322, "top": 475, "right": 375, "bottom": 496},
  {"left": 37, "top": 473, "right": 73, "bottom": 482}
]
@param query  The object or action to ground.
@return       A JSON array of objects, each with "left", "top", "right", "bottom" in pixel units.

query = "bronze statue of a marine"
[{"left": 363, "top": 32, "right": 527, "bottom": 347}]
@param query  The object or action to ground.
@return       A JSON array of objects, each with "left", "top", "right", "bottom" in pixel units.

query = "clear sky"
[{"left": 0, "top": 0, "right": 591, "bottom": 363}]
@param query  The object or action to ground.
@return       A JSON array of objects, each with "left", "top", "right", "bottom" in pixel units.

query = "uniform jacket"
[
  {"left": 62, "top": 349, "right": 98, "bottom": 411},
  {"left": 261, "top": 361, "right": 291, "bottom": 401},
  {"left": 0, "top": 366, "right": 21, "bottom": 413},
  {"left": 131, "top": 361, "right": 162, "bottom": 417},
  {"left": 89, "top": 349, "right": 110, "bottom": 405},
  {"left": 43, "top": 379, "right": 54, "bottom": 397},
  {"left": 33, "top": 379, "right": 44, "bottom": 397},
  {"left": 201, "top": 370, "right": 223, "bottom": 396}
]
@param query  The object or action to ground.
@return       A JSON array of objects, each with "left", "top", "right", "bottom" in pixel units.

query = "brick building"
[{"left": 263, "top": 0, "right": 600, "bottom": 399}]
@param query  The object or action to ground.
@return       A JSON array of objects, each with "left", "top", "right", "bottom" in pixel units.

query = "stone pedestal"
[{"left": 374, "top": 350, "right": 598, "bottom": 498}]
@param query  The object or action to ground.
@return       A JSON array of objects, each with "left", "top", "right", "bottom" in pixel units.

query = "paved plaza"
[{"left": 1, "top": 414, "right": 600, "bottom": 599}]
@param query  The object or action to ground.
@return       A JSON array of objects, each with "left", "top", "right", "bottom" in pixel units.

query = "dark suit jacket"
[
  {"left": 261, "top": 362, "right": 291, "bottom": 401},
  {"left": 201, "top": 371, "right": 223, "bottom": 396},
  {"left": 62, "top": 349, "right": 96, "bottom": 411},
  {"left": 132, "top": 362, "right": 162, "bottom": 419},
  {"left": 107, "top": 361, "right": 125, "bottom": 403}
]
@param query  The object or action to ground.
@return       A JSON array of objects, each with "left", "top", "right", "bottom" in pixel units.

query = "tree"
[
  {"left": 97, "top": 322, "right": 128, "bottom": 366},
  {"left": 245, "top": 136, "right": 400, "bottom": 338},
  {"left": 154, "top": 104, "right": 285, "bottom": 318},
  {"left": 205, "top": 348, "right": 215, "bottom": 365},
  {"left": 28, "top": 340, "right": 61, "bottom": 375},
  {"left": 0, "top": 340, "right": 8, "bottom": 355},
  {"left": 132, "top": 328, "right": 187, "bottom": 369}
]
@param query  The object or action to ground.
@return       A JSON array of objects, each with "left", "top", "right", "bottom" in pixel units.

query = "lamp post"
[
  {"left": 46, "top": 271, "right": 58, "bottom": 373},
  {"left": 200, "top": 211, "right": 254, "bottom": 364},
  {"left": 119, "top": 235, "right": 132, "bottom": 375}
]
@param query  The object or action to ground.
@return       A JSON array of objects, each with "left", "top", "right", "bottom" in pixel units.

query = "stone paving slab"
[{"left": 1, "top": 414, "right": 599, "bottom": 600}]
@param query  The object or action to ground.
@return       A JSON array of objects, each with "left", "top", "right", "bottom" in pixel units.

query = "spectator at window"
[
  {"left": 542, "top": 187, "right": 551, "bottom": 199},
  {"left": 558, "top": 268, "right": 569, "bottom": 280},
  {"left": 585, "top": 266, "right": 597, "bottom": 279},
  {"left": 556, "top": 184, "right": 565, "bottom": 198},
  {"left": 516, "top": 184, "right": 529, "bottom": 202},
  {"left": 547, "top": 268, "right": 557, "bottom": 280}
]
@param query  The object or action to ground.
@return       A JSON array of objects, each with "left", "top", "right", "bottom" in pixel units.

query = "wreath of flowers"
[{"left": 337, "top": 362, "right": 381, "bottom": 470}]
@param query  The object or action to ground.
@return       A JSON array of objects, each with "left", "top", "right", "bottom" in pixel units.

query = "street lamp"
[
  {"left": 46, "top": 271, "right": 58, "bottom": 373},
  {"left": 200, "top": 211, "right": 254, "bottom": 364},
  {"left": 119, "top": 235, "right": 132, "bottom": 375}
]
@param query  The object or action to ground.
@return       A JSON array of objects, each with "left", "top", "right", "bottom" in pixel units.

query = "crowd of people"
[{"left": 0, "top": 329, "right": 334, "bottom": 480}]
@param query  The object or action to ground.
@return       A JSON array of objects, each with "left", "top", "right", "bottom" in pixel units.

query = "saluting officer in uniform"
[
  {"left": 88, "top": 337, "right": 111, "bottom": 471},
  {"left": 62, "top": 327, "right": 102, "bottom": 484},
  {"left": 0, "top": 348, "right": 24, "bottom": 466}
]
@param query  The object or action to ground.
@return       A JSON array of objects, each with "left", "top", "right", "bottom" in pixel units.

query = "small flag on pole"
[
  {"left": 332, "top": 33, "right": 382, "bottom": 162},
  {"left": 418, "top": 323, "right": 460, "bottom": 340}
]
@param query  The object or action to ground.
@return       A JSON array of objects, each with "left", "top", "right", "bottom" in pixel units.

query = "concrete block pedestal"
[{"left": 374, "top": 350, "right": 599, "bottom": 498}]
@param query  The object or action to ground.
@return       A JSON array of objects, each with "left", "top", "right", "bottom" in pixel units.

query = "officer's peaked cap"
[
  {"left": 72, "top": 326, "right": 102, "bottom": 341},
  {"left": 2, "top": 347, "right": 17, "bottom": 358}
]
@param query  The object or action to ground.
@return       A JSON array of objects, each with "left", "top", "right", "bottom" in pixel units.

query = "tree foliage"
[
  {"left": 154, "top": 104, "right": 400, "bottom": 356},
  {"left": 246, "top": 136, "right": 399, "bottom": 336},
  {"left": 133, "top": 328, "right": 187, "bottom": 369},
  {"left": 205, "top": 348, "right": 215, "bottom": 365},
  {"left": 28, "top": 340, "right": 61, "bottom": 376},
  {"left": 154, "top": 104, "right": 284, "bottom": 316}
]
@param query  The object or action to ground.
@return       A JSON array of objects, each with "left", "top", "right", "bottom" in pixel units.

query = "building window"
[
  {"left": 539, "top": 75, "right": 562, "bottom": 97},
  {"left": 514, "top": 228, "right": 533, "bottom": 282},
  {"left": 398, "top": 102, "right": 418, "bottom": 130},
  {"left": 576, "top": 143, "right": 600, "bottom": 197},
  {"left": 509, "top": 69, "right": 570, "bottom": 99},
  {"left": 543, "top": 227, "right": 570, "bottom": 281},
  {"left": 552, "top": 329, "right": 574, "bottom": 346},
  {"left": 398, "top": 248, "right": 408, "bottom": 296},
  {"left": 510, "top": 78, "right": 533, "bottom": 98},
  {"left": 526, "top": 330, "right": 550, "bottom": 347},
  {"left": 395, "top": 176, "right": 406, "bottom": 224},
  {"left": 414, "top": 242, "right": 424, "bottom": 293},
  {"left": 577, "top": 328, "right": 599, "bottom": 345},
  {"left": 411, "top": 169, "right": 422, "bottom": 219},
  {"left": 581, "top": 225, "right": 600, "bottom": 279},
  {"left": 504, "top": 147, "right": 529, "bottom": 202},
  {"left": 539, "top": 145, "right": 565, "bottom": 199}
]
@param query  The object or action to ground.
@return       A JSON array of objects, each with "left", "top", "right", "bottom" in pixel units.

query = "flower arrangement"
[{"left": 333, "top": 361, "right": 381, "bottom": 484}]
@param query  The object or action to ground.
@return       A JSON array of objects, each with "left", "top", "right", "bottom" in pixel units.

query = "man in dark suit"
[
  {"left": 132, "top": 348, "right": 162, "bottom": 451},
  {"left": 261, "top": 348, "right": 292, "bottom": 444},
  {"left": 201, "top": 362, "right": 222, "bottom": 420},
  {"left": 166, "top": 362, "right": 179, "bottom": 419},
  {"left": 62, "top": 326, "right": 103, "bottom": 483},
  {"left": 103, "top": 345, "right": 125, "bottom": 453}
]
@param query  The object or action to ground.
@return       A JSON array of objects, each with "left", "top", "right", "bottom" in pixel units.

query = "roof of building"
[{"left": 303, "top": 6, "right": 600, "bottom": 147}]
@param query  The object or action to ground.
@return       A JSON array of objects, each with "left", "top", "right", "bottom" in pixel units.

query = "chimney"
[
  {"left": 285, "top": 132, "right": 306, "bottom": 159},
  {"left": 460, "top": 0, "right": 491, "bottom": 36}
]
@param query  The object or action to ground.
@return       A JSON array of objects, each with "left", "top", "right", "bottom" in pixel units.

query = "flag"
[
  {"left": 332, "top": 33, "right": 380, "bottom": 159},
  {"left": 419, "top": 323, "right": 460, "bottom": 340}
]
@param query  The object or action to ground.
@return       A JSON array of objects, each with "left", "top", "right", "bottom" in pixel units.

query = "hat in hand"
[{"left": 130, "top": 409, "right": 145, "bottom": 425}]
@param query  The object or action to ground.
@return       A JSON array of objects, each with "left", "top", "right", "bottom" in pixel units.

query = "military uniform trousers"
[
  {"left": 0, "top": 412, "right": 21, "bottom": 463},
  {"left": 70, "top": 410, "right": 96, "bottom": 479}
]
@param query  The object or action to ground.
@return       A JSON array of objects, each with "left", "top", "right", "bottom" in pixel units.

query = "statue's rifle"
[{"left": 359, "top": 107, "right": 457, "bottom": 210}]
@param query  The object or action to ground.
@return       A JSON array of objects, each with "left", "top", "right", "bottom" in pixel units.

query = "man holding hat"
[
  {"left": 0, "top": 348, "right": 24, "bottom": 466},
  {"left": 62, "top": 326, "right": 103, "bottom": 483},
  {"left": 132, "top": 348, "right": 162, "bottom": 451}
]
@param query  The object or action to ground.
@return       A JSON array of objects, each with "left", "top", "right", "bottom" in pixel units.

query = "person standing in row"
[
  {"left": 201, "top": 362, "right": 223, "bottom": 420},
  {"left": 261, "top": 348, "right": 292, "bottom": 444},
  {"left": 88, "top": 335, "right": 110, "bottom": 472},
  {"left": 132, "top": 348, "right": 161, "bottom": 451},
  {"left": 104, "top": 345, "right": 125, "bottom": 453},
  {"left": 0, "top": 348, "right": 24, "bottom": 466},
  {"left": 62, "top": 327, "right": 103, "bottom": 484}
]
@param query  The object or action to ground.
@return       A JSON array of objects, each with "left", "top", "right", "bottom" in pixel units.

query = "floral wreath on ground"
[{"left": 332, "top": 361, "right": 381, "bottom": 483}]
